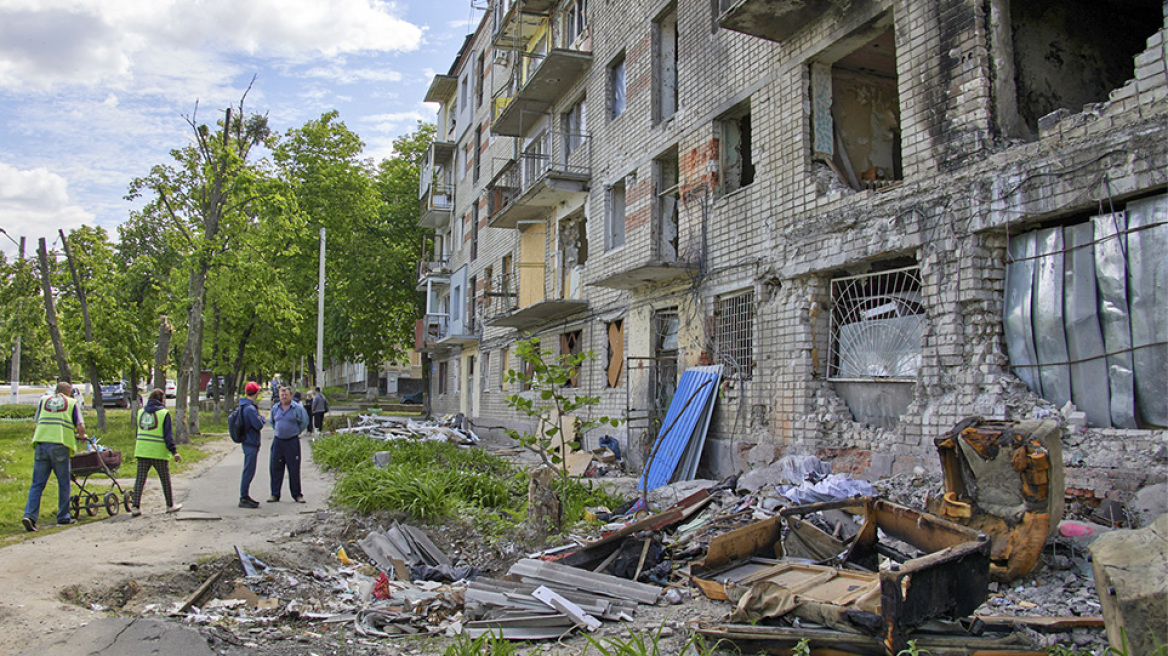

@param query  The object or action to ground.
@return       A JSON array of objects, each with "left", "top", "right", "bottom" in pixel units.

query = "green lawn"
[{"left": 0, "top": 408, "right": 224, "bottom": 542}]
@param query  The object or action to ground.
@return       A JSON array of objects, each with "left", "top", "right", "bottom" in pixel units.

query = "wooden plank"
[
  {"left": 532, "top": 586, "right": 602, "bottom": 631},
  {"left": 178, "top": 565, "right": 224, "bottom": 613},
  {"left": 975, "top": 615, "right": 1106, "bottom": 632}
]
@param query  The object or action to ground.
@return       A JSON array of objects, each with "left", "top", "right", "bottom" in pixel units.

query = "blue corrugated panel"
[{"left": 639, "top": 365, "right": 723, "bottom": 492}]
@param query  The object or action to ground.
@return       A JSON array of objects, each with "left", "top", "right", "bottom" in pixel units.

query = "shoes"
[
  {"left": 131, "top": 508, "right": 142, "bottom": 517},
  {"left": 267, "top": 496, "right": 280, "bottom": 503},
  {"left": 238, "top": 497, "right": 260, "bottom": 509},
  {"left": 165, "top": 504, "right": 182, "bottom": 514},
  {"left": 294, "top": 496, "right": 306, "bottom": 504},
  {"left": 21, "top": 516, "right": 37, "bottom": 532},
  {"left": 58, "top": 517, "right": 77, "bottom": 526}
]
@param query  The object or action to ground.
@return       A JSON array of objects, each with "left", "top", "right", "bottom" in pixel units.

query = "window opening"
[
  {"left": 812, "top": 26, "right": 901, "bottom": 190},
  {"left": 715, "top": 291, "right": 754, "bottom": 379},
  {"left": 522, "top": 339, "right": 540, "bottom": 392},
  {"left": 559, "top": 214, "right": 587, "bottom": 299},
  {"left": 438, "top": 361, "right": 449, "bottom": 395},
  {"left": 720, "top": 103, "right": 754, "bottom": 193},
  {"left": 654, "top": 150, "right": 680, "bottom": 261},
  {"left": 471, "top": 201, "right": 480, "bottom": 261},
  {"left": 606, "top": 179, "right": 627, "bottom": 250},
  {"left": 500, "top": 346, "right": 510, "bottom": 391},
  {"left": 481, "top": 351, "right": 491, "bottom": 393},
  {"left": 606, "top": 319, "right": 625, "bottom": 388},
  {"left": 1008, "top": 0, "right": 1163, "bottom": 139},
  {"left": 610, "top": 54, "right": 626, "bottom": 119},
  {"left": 476, "top": 51, "right": 486, "bottom": 108},
  {"left": 564, "top": 98, "right": 587, "bottom": 158},
  {"left": 561, "top": 330, "right": 582, "bottom": 387},
  {"left": 473, "top": 125, "right": 482, "bottom": 183},
  {"left": 829, "top": 266, "right": 922, "bottom": 379},
  {"left": 563, "top": 0, "right": 587, "bottom": 47},
  {"left": 468, "top": 274, "right": 478, "bottom": 333},
  {"left": 652, "top": 309, "right": 679, "bottom": 432},
  {"left": 654, "top": 6, "right": 679, "bottom": 124}
]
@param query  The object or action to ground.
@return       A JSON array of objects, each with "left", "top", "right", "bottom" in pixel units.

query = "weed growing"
[{"left": 315, "top": 433, "right": 623, "bottom": 528}]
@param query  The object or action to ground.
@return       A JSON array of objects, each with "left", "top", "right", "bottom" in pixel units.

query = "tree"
[{"left": 127, "top": 91, "right": 274, "bottom": 442}]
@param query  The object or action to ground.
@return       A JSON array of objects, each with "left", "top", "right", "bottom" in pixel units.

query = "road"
[{"left": 0, "top": 421, "right": 333, "bottom": 656}]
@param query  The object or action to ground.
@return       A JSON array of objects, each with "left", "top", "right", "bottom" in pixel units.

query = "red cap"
[{"left": 244, "top": 381, "right": 261, "bottom": 395}]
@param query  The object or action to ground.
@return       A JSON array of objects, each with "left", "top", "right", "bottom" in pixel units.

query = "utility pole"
[
  {"left": 316, "top": 227, "right": 325, "bottom": 388},
  {"left": 8, "top": 236, "right": 24, "bottom": 403}
]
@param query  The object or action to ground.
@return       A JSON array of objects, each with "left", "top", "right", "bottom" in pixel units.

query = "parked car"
[
  {"left": 100, "top": 381, "right": 131, "bottom": 408},
  {"left": 205, "top": 376, "right": 228, "bottom": 397},
  {"left": 401, "top": 390, "right": 424, "bottom": 405},
  {"left": 165, "top": 379, "right": 176, "bottom": 398}
]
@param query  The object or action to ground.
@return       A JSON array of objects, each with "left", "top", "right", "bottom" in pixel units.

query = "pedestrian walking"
[
  {"left": 304, "top": 391, "right": 315, "bottom": 435},
  {"left": 237, "top": 382, "right": 266, "bottom": 509},
  {"left": 311, "top": 386, "right": 329, "bottom": 434},
  {"left": 268, "top": 386, "right": 308, "bottom": 503},
  {"left": 131, "top": 388, "right": 182, "bottom": 516},
  {"left": 22, "top": 381, "right": 87, "bottom": 531}
]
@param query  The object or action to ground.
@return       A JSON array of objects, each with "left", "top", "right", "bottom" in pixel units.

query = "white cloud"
[
  {"left": 0, "top": 0, "right": 423, "bottom": 91},
  {"left": 0, "top": 162, "right": 92, "bottom": 255}
]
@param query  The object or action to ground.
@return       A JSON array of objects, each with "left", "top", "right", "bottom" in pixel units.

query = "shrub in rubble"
[{"left": 502, "top": 337, "right": 623, "bottom": 477}]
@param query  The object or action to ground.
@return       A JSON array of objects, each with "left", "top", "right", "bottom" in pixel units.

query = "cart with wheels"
[{"left": 69, "top": 449, "right": 134, "bottom": 519}]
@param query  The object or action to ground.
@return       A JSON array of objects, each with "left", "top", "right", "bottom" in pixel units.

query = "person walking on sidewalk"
[
  {"left": 22, "top": 381, "right": 87, "bottom": 531},
  {"left": 310, "top": 386, "right": 329, "bottom": 434},
  {"left": 131, "top": 388, "right": 182, "bottom": 516},
  {"left": 268, "top": 386, "right": 309, "bottom": 503},
  {"left": 238, "top": 382, "right": 267, "bottom": 508}
]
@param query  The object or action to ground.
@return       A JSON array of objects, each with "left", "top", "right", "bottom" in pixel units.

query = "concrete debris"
[
  {"left": 1089, "top": 513, "right": 1168, "bottom": 656},
  {"left": 335, "top": 414, "right": 479, "bottom": 446}
]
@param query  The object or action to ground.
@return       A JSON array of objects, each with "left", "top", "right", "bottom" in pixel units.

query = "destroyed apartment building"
[{"left": 414, "top": 0, "right": 1168, "bottom": 502}]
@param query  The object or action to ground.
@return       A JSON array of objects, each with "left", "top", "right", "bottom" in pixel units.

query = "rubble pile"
[{"left": 332, "top": 414, "right": 479, "bottom": 446}]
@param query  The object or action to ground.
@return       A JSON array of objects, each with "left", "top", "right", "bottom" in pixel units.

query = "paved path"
[{"left": 2, "top": 422, "right": 334, "bottom": 656}]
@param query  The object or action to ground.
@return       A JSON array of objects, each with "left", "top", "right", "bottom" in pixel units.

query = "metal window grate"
[
  {"left": 715, "top": 291, "right": 754, "bottom": 379},
  {"left": 828, "top": 266, "right": 923, "bottom": 379}
]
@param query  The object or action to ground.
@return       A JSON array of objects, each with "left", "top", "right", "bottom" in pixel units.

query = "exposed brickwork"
[{"left": 417, "top": 0, "right": 1168, "bottom": 498}]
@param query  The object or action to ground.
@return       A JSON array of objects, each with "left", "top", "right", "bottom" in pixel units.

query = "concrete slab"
[{"left": 14, "top": 618, "right": 215, "bottom": 656}]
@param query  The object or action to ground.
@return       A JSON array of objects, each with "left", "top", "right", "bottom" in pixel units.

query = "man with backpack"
[
  {"left": 310, "top": 386, "right": 329, "bottom": 434},
  {"left": 236, "top": 382, "right": 266, "bottom": 508}
]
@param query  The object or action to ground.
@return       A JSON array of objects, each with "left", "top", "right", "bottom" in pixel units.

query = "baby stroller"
[{"left": 70, "top": 449, "right": 134, "bottom": 518}]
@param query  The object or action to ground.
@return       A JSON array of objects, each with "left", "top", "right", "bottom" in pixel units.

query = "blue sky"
[{"left": 0, "top": 0, "right": 484, "bottom": 257}]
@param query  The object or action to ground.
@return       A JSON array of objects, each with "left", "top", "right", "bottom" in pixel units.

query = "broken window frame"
[
  {"left": 606, "top": 178, "right": 627, "bottom": 250},
  {"left": 563, "top": 97, "right": 587, "bottom": 159},
  {"left": 827, "top": 265, "right": 923, "bottom": 380},
  {"left": 654, "top": 149, "right": 680, "bottom": 262},
  {"left": 438, "top": 361, "right": 449, "bottom": 395},
  {"left": 558, "top": 213, "right": 587, "bottom": 299},
  {"left": 481, "top": 351, "right": 491, "bottom": 394},
  {"left": 561, "top": 0, "right": 587, "bottom": 47},
  {"left": 719, "top": 101, "right": 755, "bottom": 195},
  {"left": 610, "top": 53, "right": 626, "bottom": 119},
  {"left": 561, "top": 330, "right": 582, "bottom": 388},
  {"left": 499, "top": 346, "right": 510, "bottom": 392},
  {"left": 714, "top": 290, "right": 755, "bottom": 380},
  {"left": 653, "top": 4, "right": 679, "bottom": 125}
]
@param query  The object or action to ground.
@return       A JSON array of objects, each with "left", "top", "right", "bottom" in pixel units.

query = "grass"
[
  {"left": 313, "top": 433, "right": 623, "bottom": 528},
  {"left": 0, "top": 407, "right": 223, "bottom": 541}
]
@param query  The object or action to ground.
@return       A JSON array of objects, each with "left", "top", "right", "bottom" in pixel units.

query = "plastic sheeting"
[
  {"left": 1005, "top": 231, "right": 1042, "bottom": 395},
  {"left": 640, "top": 365, "right": 723, "bottom": 492},
  {"left": 1126, "top": 195, "right": 1168, "bottom": 427},
  {"left": 1034, "top": 227, "right": 1072, "bottom": 407},
  {"left": 1063, "top": 222, "right": 1111, "bottom": 428},
  {"left": 1094, "top": 213, "right": 1137, "bottom": 429},
  {"left": 776, "top": 475, "right": 877, "bottom": 505}
]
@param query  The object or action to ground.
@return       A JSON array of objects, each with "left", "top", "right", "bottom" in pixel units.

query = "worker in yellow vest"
[
  {"left": 22, "top": 381, "right": 87, "bottom": 531},
  {"left": 130, "top": 388, "right": 182, "bottom": 517}
]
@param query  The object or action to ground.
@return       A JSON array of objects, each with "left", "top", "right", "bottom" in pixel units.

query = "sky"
[{"left": 0, "top": 0, "right": 486, "bottom": 258}]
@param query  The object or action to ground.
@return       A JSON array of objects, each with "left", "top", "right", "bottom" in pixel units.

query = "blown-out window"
[{"left": 828, "top": 266, "right": 922, "bottom": 379}]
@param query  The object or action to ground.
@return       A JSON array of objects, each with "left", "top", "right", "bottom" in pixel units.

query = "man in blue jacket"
[
  {"left": 238, "top": 381, "right": 267, "bottom": 508},
  {"left": 268, "top": 386, "right": 309, "bottom": 503}
]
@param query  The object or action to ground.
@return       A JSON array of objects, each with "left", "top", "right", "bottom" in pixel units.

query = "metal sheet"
[
  {"left": 1125, "top": 194, "right": 1168, "bottom": 427},
  {"left": 1093, "top": 212, "right": 1137, "bottom": 428},
  {"left": 1063, "top": 222, "right": 1111, "bottom": 428},
  {"left": 639, "top": 365, "right": 722, "bottom": 492},
  {"left": 1005, "top": 231, "right": 1042, "bottom": 394},
  {"left": 1033, "top": 227, "right": 1072, "bottom": 407}
]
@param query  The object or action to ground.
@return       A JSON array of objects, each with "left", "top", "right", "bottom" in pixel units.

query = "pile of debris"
[{"left": 332, "top": 414, "right": 479, "bottom": 445}]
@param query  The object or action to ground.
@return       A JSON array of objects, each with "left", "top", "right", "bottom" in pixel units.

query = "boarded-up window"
[
  {"left": 1004, "top": 196, "right": 1167, "bottom": 429},
  {"left": 715, "top": 290, "right": 754, "bottom": 379},
  {"left": 606, "top": 320, "right": 624, "bottom": 387},
  {"left": 561, "top": 330, "right": 582, "bottom": 387}
]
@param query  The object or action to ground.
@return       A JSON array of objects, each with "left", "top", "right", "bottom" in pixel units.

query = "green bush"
[
  {"left": 316, "top": 433, "right": 623, "bottom": 526},
  {"left": 0, "top": 405, "right": 36, "bottom": 419}
]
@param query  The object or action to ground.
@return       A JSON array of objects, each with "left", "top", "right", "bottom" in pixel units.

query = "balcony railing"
[
  {"left": 481, "top": 269, "right": 519, "bottom": 323},
  {"left": 414, "top": 313, "right": 449, "bottom": 351},
  {"left": 491, "top": 48, "right": 592, "bottom": 136},
  {"left": 416, "top": 258, "right": 451, "bottom": 280},
  {"left": 418, "top": 182, "right": 454, "bottom": 229},
  {"left": 486, "top": 130, "right": 591, "bottom": 228}
]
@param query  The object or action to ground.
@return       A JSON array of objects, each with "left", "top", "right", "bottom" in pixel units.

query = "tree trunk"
[
  {"left": 365, "top": 361, "right": 380, "bottom": 401},
  {"left": 230, "top": 317, "right": 256, "bottom": 409},
  {"left": 37, "top": 238, "right": 71, "bottom": 382},
  {"left": 59, "top": 230, "right": 107, "bottom": 430},
  {"left": 153, "top": 315, "right": 171, "bottom": 392},
  {"left": 210, "top": 302, "right": 223, "bottom": 422},
  {"left": 176, "top": 262, "right": 209, "bottom": 445}
]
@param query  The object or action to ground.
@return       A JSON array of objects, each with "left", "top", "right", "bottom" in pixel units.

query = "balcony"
[
  {"left": 589, "top": 258, "right": 700, "bottom": 290},
  {"left": 415, "top": 258, "right": 451, "bottom": 292},
  {"left": 717, "top": 0, "right": 846, "bottom": 42},
  {"left": 418, "top": 182, "right": 454, "bottom": 229},
  {"left": 425, "top": 74, "right": 458, "bottom": 103},
  {"left": 492, "top": 49, "right": 592, "bottom": 137},
  {"left": 487, "top": 131, "right": 591, "bottom": 229},
  {"left": 414, "top": 314, "right": 449, "bottom": 352},
  {"left": 481, "top": 265, "right": 587, "bottom": 330},
  {"left": 492, "top": 0, "right": 553, "bottom": 52}
]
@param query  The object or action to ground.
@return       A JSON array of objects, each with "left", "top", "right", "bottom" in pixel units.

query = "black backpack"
[{"left": 227, "top": 406, "right": 247, "bottom": 444}]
